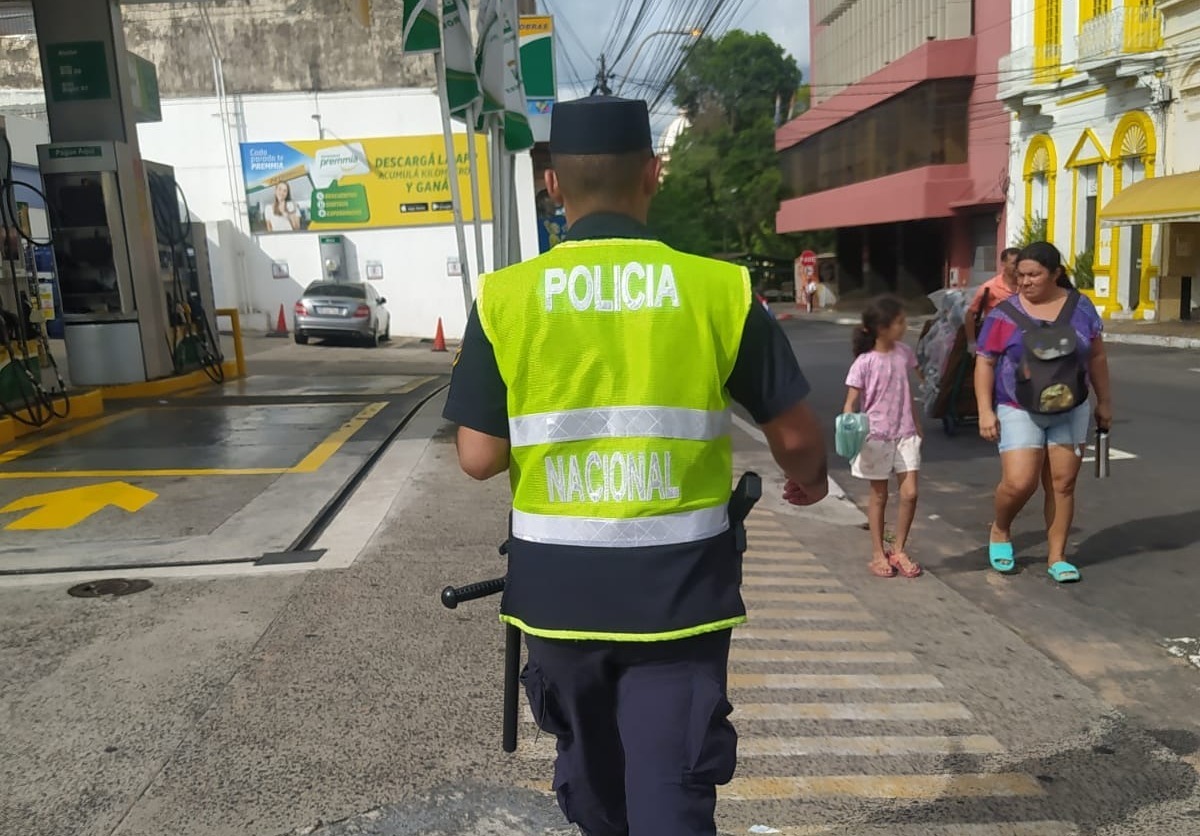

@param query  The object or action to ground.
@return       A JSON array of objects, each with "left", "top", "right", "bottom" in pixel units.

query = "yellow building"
[{"left": 1000, "top": 0, "right": 1171, "bottom": 320}]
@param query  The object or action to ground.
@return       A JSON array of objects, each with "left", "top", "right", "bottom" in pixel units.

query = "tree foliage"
[
  {"left": 672, "top": 30, "right": 801, "bottom": 133},
  {"left": 650, "top": 30, "right": 817, "bottom": 259}
]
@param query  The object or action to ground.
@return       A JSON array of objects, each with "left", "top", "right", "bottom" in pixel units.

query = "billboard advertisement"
[{"left": 239, "top": 134, "right": 492, "bottom": 234}]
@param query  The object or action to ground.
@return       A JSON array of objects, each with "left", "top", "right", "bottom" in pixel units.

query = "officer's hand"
[{"left": 783, "top": 478, "right": 828, "bottom": 507}]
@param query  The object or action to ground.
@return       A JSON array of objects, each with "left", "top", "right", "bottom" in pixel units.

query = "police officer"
[{"left": 443, "top": 95, "right": 829, "bottom": 836}]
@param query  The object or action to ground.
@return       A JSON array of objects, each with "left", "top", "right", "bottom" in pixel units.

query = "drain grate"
[{"left": 67, "top": 579, "right": 154, "bottom": 598}]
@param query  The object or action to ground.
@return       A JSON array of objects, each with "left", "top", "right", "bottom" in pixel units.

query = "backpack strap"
[
  {"left": 1000, "top": 291, "right": 1081, "bottom": 331},
  {"left": 1054, "top": 290, "right": 1082, "bottom": 325},
  {"left": 998, "top": 298, "right": 1037, "bottom": 331}
]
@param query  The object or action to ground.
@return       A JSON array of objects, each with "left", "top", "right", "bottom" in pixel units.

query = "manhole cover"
[{"left": 67, "top": 579, "right": 153, "bottom": 598}]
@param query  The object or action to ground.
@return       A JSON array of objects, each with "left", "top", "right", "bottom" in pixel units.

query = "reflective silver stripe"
[
  {"left": 509, "top": 406, "right": 731, "bottom": 447},
  {"left": 512, "top": 506, "right": 729, "bottom": 548}
]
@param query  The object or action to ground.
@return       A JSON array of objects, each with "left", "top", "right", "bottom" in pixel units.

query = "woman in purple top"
[{"left": 974, "top": 242, "right": 1113, "bottom": 583}]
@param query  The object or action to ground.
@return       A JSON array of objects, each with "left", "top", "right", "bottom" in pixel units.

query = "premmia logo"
[{"left": 312, "top": 143, "right": 370, "bottom": 188}]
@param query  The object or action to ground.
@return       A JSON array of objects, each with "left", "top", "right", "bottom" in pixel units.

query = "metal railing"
[{"left": 1078, "top": 4, "right": 1163, "bottom": 62}]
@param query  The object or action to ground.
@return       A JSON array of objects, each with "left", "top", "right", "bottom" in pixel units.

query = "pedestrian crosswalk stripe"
[
  {"left": 729, "top": 673, "right": 943, "bottom": 690},
  {"left": 518, "top": 734, "right": 1006, "bottom": 760},
  {"left": 742, "top": 577, "right": 845, "bottom": 588},
  {"left": 747, "top": 608, "right": 874, "bottom": 621},
  {"left": 722, "top": 823, "right": 1079, "bottom": 835},
  {"left": 731, "top": 650, "right": 916, "bottom": 664},
  {"left": 720, "top": 773, "right": 1045, "bottom": 800},
  {"left": 734, "top": 702, "right": 973, "bottom": 721},
  {"left": 735, "top": 734, "right": 1005, "bottom": 757},
  {"left": 744, "top": 551, "right": 818, "bottom": 562},
  {"left": 744, "top": 565, "right": 832, "bottom": 576},
  {"left": 734, "top": 628, "right": 890, "bottom": 643},
  {"left": 743, "top": 592, "right": 858, "bottom": 605}
]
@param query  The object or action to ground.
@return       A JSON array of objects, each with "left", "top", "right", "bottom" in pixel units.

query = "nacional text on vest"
[
  {"left": 545, "top": 451, "right": 681, "bottom": 504},
  {"left": 545, "top": 263, "right": 680, "bottom": 312}
]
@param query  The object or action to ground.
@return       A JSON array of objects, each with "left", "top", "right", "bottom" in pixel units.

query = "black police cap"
[{"left": 549, "top": 95, "right": 653, "bottom": 156}]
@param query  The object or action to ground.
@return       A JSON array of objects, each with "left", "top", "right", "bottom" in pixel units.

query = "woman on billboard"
[{"left": 265, "top": 182, "right": 302, "bottom": 232}]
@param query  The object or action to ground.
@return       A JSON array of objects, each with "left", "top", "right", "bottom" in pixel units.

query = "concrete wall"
[
  {"left": 1164, "top": 0, "right": 1200, "bottom": 174},
  {"left": 136, "top": 87, "right": 539, "bottom": 341},
  {"left": 810, "top": 0, "right": 973, "bottom": 103},
  {"left": 2, "top": 0, "right": 436, "bottom": 98}
]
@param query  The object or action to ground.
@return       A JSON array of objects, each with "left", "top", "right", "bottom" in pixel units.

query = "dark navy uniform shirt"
[
  {"left": 445, "top": 212, "right": 810, "bottom": 435},
  {"left": 442, "top": 212, "right": 812, "bottom": 636}
]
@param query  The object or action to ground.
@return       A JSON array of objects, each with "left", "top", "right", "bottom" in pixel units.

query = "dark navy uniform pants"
[{"left": 522, "top": 629, "right": 737, "bottom": 836}]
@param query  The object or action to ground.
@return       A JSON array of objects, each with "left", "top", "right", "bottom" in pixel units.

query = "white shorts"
[{"left": 850, "top": 436, "right": 922, "bottom": 481}]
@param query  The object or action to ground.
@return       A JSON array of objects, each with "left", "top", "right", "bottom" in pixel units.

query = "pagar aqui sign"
[{"left": 238, "top": 134, "right": 492, "bottom": 234}]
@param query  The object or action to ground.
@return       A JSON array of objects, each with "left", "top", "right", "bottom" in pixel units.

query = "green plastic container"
[{"left": 835, "top": 413, "right": 870, "bottom": 460}]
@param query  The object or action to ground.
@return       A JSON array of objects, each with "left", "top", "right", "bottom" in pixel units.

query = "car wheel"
[{"left": 294, "top": 331, "right": 309, "bottom": 345}]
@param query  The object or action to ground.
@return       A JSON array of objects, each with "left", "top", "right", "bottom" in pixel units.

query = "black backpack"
[{"left": 1000, "top": 292, "right": 1089, "bottom": 415}]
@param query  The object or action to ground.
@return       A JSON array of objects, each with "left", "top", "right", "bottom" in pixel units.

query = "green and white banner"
[
  {"left": 476, "top": 0, "right": 534, "bottom": 152},
  {"left": 519, "top": 15, "right": 557, "bottom": 144},
  {"left": 442, "top": 0, "right": 482, "bottom": 115},
  {"left": 402, "top": 0, "right": 440, "bottom": 54}
]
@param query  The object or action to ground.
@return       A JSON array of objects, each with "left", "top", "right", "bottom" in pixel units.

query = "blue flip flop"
[
  {"left": 1047, "top": 561, "right": 1081, "bottom": 583},
  {"left": 988, "top": 541, "right": 1016, "bottom": 574}
]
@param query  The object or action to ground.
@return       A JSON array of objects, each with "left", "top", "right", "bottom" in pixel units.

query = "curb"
[{"left": 1103, "top": 332, "right": 1200, "bottom": 350}]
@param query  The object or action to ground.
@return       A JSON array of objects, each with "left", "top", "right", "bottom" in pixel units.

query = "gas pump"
[
  {"left": 0, "top": 120, "right": 69, "bottom": 427},
  {"left": 36, "top": 139, "right": 174, "bottom": 386},
  {"left": 145, "top": 160, "right": 223, "bottom": 382}
]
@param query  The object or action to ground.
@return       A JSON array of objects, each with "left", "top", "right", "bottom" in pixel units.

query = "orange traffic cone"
[
  {"left": 432, "top": 317, "right": 447, "bottom": 352},
  {"left": 268, "top": 303, "right": 289, "bottom": 338}
]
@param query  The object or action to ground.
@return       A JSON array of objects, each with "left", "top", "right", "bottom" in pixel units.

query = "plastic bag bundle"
[{"left": 916, "top": 289, "right": 967, "bottom": 415}]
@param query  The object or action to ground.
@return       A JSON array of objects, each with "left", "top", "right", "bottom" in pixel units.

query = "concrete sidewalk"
[
  {"left": 771, "top": 302, "right": 1200, "bottom": 349},
  {"left": 1, "top": 398, "right": 1198, "bottom": 836}
]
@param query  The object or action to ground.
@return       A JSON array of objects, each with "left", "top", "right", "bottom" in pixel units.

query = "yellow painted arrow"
[{"left": 1, "top": 482, "right": 158, "bottom": 531}]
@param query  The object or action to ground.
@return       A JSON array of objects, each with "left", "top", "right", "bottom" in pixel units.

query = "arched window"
[
  {"left": 1065, "top": 129, "right": 1108, "bottom": 259},
  {"left": 1023, "top": 135, "right": 1058, "bottom": 242}
]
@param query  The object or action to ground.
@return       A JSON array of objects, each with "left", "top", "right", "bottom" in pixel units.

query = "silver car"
[{"left": 293, "top": 282, "right": 391, "bottom": 346}]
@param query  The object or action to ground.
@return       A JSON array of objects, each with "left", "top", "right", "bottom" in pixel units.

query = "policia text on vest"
[{"left": 543, "top": 260, "right": 680, "bottom": 312}]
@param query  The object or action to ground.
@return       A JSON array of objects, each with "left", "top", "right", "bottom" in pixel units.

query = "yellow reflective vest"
[{"left": 478, "top": 235, "right": 752, "bottom": 641}]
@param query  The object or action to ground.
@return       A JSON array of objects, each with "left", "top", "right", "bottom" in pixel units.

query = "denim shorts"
[{"left": 997, "top": 403, "right": 1091, "bottom": 453}]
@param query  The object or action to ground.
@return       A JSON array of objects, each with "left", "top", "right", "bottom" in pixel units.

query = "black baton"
[{"left": 441, "top": 544, "right": 519, "bottom": 754}]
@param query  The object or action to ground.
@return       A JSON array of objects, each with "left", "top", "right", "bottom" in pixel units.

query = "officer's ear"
[
  {"left": 545, "top": 168, "right": 564, "bottom": 206},
  {"left": 642, "top": 155, "right": 662, "bottom": 197}
]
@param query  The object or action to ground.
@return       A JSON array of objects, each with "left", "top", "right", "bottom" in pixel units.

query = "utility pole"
[{"left": 592, "top": 54, "right": 613, "bottom": 96}]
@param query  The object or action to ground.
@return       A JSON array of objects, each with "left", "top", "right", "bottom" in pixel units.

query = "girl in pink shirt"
[{"left": 843, "top": 296, "right": 924, "bottom": 578}]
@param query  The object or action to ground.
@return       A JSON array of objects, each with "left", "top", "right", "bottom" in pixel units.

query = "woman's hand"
[
  {"left": 1095, "top": 401, "right": 1113, "bottom": 432},
  {"left": 978, "top": 409, "right": 1000, "bottom": 443}
]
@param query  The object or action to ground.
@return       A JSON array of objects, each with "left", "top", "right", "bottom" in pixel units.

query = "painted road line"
[
  {"left": 518, "top": 734, "right": 1005, "bottom": 761},
  {"left": 744, "top": 552, "right": 819, "bottom": 562},
  {"left": 290, "top": 401, "right": 389, "bottom": 473},
  {"left": 733, "top": 702, "right": 973, "bottom": 721},
  {"left": 747, "top": 608, "right": 874, "bottom": 621},
  {"left": 744, "top": 566, "right": 832, "bottom": 576},
  {"left": 734, "top": 825, "right": 1080, "bottom": 836},
  {"left": 742, "top": 577, "right": 845, "bottom": 588},
  {"left": 742, "top": 592, "right": 859, "bottom": 605},
  {"left": 526, "top": 700, "right": 970, "bottom": 725},
  {"left": 729, "top": 673, "right": 943, "bottom": 690},
  {"left": 731, "top": 650, "right": 916, "bottom": 664},
  {"left": 720, "top": 773, "right": 1045, "bottom": 800},
  {"left": 0, "top": 409, "right": 141, "bottom": 465},
  {"left": 0, "top": 466, "right": 292, "bottom": 480},
  {"left": 733, "top": 629, "right": 891, "bottom": 643},
  {"left": 735, "top": 734, "right": 1005, "bottom": 757}
]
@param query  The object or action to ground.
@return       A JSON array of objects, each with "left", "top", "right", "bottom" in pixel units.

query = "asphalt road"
[{"left": 782, "top": 317, "right": 1200, "bottom": 731}]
